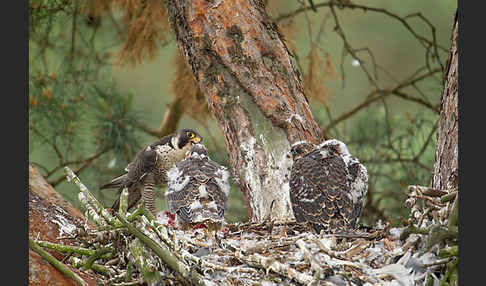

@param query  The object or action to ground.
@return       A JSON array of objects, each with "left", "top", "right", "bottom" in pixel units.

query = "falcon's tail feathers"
[{"left": 100, "top": 174, "right": 127, "bottom": 190}]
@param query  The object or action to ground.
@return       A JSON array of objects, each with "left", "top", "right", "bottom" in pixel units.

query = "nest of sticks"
[{"left": 31, "top": 168, "right": 458, "bottom": 286}]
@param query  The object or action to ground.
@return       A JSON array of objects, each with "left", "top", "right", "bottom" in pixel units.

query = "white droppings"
[
  {"left": 352, "top": 59, "right": 360, "bottom": 67},
  {"left": 286, "top": 113, "right": 304, "bottom": 124},
  {"left": 259, "top": 134, "right": 267, "bottom": 145},
  {"left": 108, "top": 157, "right": 117, "bottom": 169},
  {"left": 190, "top": 200, "right": 203, "bottom": 210},
  {"left": 206, "top": 201, "right": 218, "bottom": 211},
  {"left": 70, "top": 257, "right": 82, "bottom": 265},
  {"left": 291, "top": 140, "right": 311, "bottom": 148},
  {"left": 52, "top": 213, "right": 77, "bottom": 237},
  {"left": 319, "top": 238, "right": 335, "bottom": 250},
  {"left": 198, "top": 184, "right": 209, "bottom": 198},
  {"left": 78, "top": 192, "right": 87, "bottom": 204},
  {"left": 240, "top": 137, "right": 264, "bottom": 217}
]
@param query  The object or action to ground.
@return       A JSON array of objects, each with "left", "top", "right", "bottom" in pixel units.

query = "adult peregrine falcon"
[
  {"left": 289, "top": 139, "right": 368, "bottom": 234},
  {"left": 100, "top": 128, "right": 203, "bottom": 216},
  {"left": 165, "top": 143, "right": 229, "bottom": 232}
]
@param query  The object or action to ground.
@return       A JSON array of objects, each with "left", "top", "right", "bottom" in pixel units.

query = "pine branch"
[
  {"left": 133, "top": 95, "right": 184, "bottom": 138},
  {"left": 35, "top": 240, "right": 114, "bottom": 260},
  {"left": 115, "top": 213, "right": 214, "bottom": 286},
  {"left": 29, "top": 237, "right": 89, "bottom": 286},
  {"left": 65, "top": 166, "right": 119, "bottom": 227}
]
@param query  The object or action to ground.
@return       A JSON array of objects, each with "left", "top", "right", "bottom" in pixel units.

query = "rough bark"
[
  {"left": 164, "top": 0, "right": 323, "bottom": 222},
  {"left": 29, "top": 164, "right": 98, "bottom": 286},
  {"left": 432, "top": 12, "right": 458, "bottom": 192}
]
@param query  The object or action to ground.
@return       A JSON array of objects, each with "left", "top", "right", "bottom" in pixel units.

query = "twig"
[
  {"left": 440, "top": 191, "right": 457, "bottom": 203},
  {"left": 324, "top": 67, "right": 441, "bottom": 132},
  {"left": 29, "top": 237, "right": 88, "bottom": 286},
  {"left": 83, "top": 247, "right": 111, "bottom": 271},
  {"left": 408, "top": 185, "right": 448, "bottom": 198},
  {"left": 65, "top": 166, "right": 119, "bottom": 227},
  {"left": 129, "top": 238, "right": 165, "bottom": 285},
  {"left": 69, "top": 0, "right": 79, "bottom": 61},
  {"left": 447, "top": 193, "right": 458, "bottom": 228},
  {"left": 234, "top": 251, "right": 322, "bottom": 285},
  {"left": 438, "top": 245, "right": 458, "bottom": 258},
  {"left": 422, "top": 258, "right": 453, "bottom": 268},
  {"left": 119, "top": 188, "right": 129, "bottom": 216},
  {"left": 111, "top": 281, "right": 144, "bottom": 286},
  {"left": 69, "top": 256, "right": 110, "bottom": 276},
  {"left": 35, "top": 240, "right": 114, "bottom": 260},
  {"left": 116, "top": 213, "right": 213, "bottom": 286},
  {"left": 50, "top": 147, "right": 110, "bottom": 187},
  {"left": 134, "top": 95, "right": 184, "bottom": 138},
  {"left": 275, "top": 1, "right": 448, "bottom": 54}
]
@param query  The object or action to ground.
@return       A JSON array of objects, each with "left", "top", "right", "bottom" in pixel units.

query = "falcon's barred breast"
[
  {"left": 165, "top": 143, "right": 230, "bottom": 230},
  {"left": 100, "top": 128, "right": 203, "bottom": 216},
  {"left": 289, "top": 139, "right": 368, "bottom": 234}
]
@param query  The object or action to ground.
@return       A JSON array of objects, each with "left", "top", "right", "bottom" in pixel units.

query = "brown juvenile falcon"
[
  {"left": 289, "top": 139, "right": 368, "bottom": 234},
  {"left": 100, "top": 128, "right": 202, "bottom": 216},
  {"left": 165, "top": 143, "right": 229, "bottom": 233}
]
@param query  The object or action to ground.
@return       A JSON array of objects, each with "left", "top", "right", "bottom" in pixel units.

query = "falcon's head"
[
  {"left": 290, "top": 141, "right": 315, "bottom": 160},
  {"left": 176, "top": 128, "right": 203, "bottom": 149},
  {"left": 187, "top": 143, "right": 208, "bottom": 158},
  {"left": 318, "top": 139, "right": 351, "bottom": 157}
]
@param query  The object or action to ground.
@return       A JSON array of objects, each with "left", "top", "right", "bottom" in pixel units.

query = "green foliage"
[{"left": 29, "top": 0, "right": 144, "bottom": 208}]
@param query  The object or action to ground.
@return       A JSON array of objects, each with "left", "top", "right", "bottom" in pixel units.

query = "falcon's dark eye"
[{"left": 186, "top": 131, "right": 195, "bottom": 138}]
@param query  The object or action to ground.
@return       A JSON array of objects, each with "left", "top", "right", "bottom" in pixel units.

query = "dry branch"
[
  {"left": 29, "top": 237, "right": 89, "bottom": 286},
  {"left": 234, "top": 251, "right": 318, "bottom": 285}
]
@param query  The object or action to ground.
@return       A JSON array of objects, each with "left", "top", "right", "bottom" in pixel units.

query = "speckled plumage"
[
  {"left": 100, "top": 129, "right": 202, "bottom": 215},
  {"left": 165, "top": 144, "right": 229, "bottom": 230},
  {"left": 289, "top": 139, "right": 368, "bottom": 234}
]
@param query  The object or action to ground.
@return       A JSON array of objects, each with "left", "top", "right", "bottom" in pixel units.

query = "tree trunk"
[
  {"left": 164, "top": 0, "right": 323, "bottom": 222},
  {"left": 432, "top": 12, "right": 458, "bottom": 192}
]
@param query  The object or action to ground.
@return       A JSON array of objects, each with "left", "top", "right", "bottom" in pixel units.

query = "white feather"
[
  {"left": 214, "top": 167, "right": 230, "bottom": 196},
  {"left": 189, "top": 200, "right": 203, "bottom": 210},
  {"left": 198, "top": 184, "right": 208, "bottom": 198},
  {"left": 166, "top": 166, "right": 190, "bottom": 196}
]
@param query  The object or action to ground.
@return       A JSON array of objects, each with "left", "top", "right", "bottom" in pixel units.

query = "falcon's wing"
[
  {"left": 290, "top": 150, "right": 353, "bottom": 233},
  {"left": 150, "top": 133, "right": 175, "bottom": 149},
  {"left": 100, "top": 145, "right": 157, "bottom": 190},
  {"left": 345, "top": 157, "right": 368, "bottom": 225},
  {"left": 125, "top": 146, "right": 157, "bottom": 186},
  {"left": 166, "top": 157, "right": 228, "bottom": 224}
]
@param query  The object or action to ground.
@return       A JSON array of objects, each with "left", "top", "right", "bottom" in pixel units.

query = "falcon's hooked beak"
[{"left": 191, "top": 136, "right": 202, "bottom": 144}]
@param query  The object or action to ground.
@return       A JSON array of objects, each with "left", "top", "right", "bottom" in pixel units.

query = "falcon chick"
[
  {"left": 100, "top": 128, "right": 203, "bottom": 216},
  {"left": 165, "top": 143, "right": 229, "bottom": 235},
  {"left": 289, "top": 139, "right": 368, "bottom": 234}
]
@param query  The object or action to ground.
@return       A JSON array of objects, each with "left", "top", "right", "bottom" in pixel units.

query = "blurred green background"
[{"left": 29, "top": 0, "right": 457, "bottom": 226}]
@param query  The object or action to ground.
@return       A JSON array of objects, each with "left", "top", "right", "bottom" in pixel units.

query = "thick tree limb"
[{"left": 165, "top": 0, "right": 323, "bottom": 222}]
